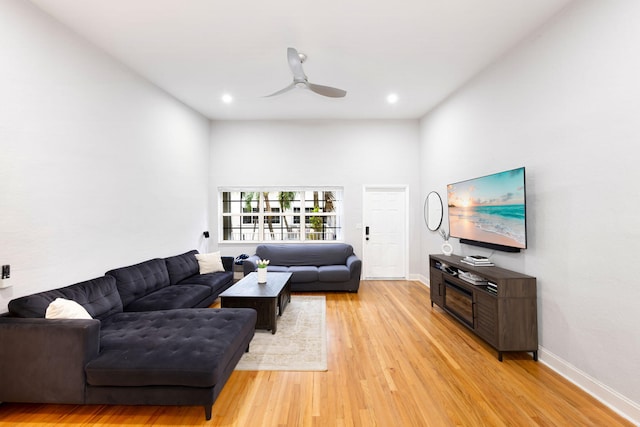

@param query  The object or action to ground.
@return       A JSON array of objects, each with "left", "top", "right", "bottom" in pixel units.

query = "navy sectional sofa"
[
  {"left": 0, "top": 250, "right": 256, "bottom": 420},
  {"left": 243, "top": 243, "right": 361, "bottom": 292}
]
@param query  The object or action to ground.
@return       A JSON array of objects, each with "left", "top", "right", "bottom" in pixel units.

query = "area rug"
[{"left": 235, "top": 295, "right": 327, "bottom": 371}]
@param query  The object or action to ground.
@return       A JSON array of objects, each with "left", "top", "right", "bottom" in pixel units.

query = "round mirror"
[{"left": 424, "top": 191, "right": 443, "bottom": 231}]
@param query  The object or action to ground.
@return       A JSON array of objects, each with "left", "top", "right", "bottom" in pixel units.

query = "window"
[{"left": 220, "top": 188, "right": 342, "bottom": 242}]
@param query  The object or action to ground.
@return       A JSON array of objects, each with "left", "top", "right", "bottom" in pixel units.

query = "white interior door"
[{"left": 362, "top": 187, "right": 407, "bottom": 279}]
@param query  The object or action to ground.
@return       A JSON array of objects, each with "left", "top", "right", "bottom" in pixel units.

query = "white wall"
[
  {"left": 420, "top": 0, "right": 640, "bottom": 422},
  {"left": 0, "top": 0, "right": 211, "bottom": 311},
  {"left": 208, "top": 119, "right": 421, "bottom": 273}
]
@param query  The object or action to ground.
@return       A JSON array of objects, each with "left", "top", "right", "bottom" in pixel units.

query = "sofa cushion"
[
  {"left": 195, "top": 251, "right": 225, "bottom": 274},
  {"left": 8, "top": 276, "right": 123, "bottom": 320},
  {"left": 288, "top": 266, "right": 318, "bottom": 283},
  {"left": 176, "top": 271, "right": 234, "bottom": 296},
  {"left": 106, "top": 258, "right": 170, "bottom": 309},
  {"left": 255, "top": 244, "right": 353, "bottom": 266},
  {"left": 318, "top": 265, "right": 351, "bottom": 282},
  {"left": 124, "top": 284, "right": 212, "bottom": 312},
  {"left": 86, "top": 308, "right": 257, "bottom": 388},
  {"left": 265, "top": 265, "right": 289, "bottom": 273},
  {"left": 46, "top": 298, "right": 93, "bottom": 319},
  {"left": 164, "top": 250, "right": 199, "bottom": 285}
]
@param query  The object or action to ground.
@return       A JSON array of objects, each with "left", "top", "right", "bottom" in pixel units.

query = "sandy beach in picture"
[{"left": 449, "top": 206, "right": 525, "bottom": 248}]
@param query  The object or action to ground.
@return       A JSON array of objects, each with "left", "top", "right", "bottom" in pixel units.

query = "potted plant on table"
[{"left": 257, "top": 259, "right": 269, "bottom": 283}]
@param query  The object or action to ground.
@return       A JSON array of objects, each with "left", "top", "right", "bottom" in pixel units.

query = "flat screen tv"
[{"left": 446, "top": 167, "right": 527, "bottom": 253}]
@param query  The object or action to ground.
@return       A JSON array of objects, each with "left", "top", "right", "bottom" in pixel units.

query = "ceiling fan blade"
[
  {"left": 287, "top": 47, "right": 306, "bottom": 80},
  {"left": 308, "top": 83, "right": 347, "bottom": 98},
  {"left": 264, "top": 82, "right": 296, "bottom": 97}
]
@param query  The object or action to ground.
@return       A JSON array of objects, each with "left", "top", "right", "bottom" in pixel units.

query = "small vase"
[
  {"left": 441, "top": 241, "right": 453, "bottom": 256},
  {"left": 257, "top": 268, "right": 267, "bottom": 283}
]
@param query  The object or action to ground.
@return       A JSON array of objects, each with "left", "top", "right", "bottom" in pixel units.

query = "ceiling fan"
[{"left": 265, "top": 47, "right": 347, "bottom": 98}]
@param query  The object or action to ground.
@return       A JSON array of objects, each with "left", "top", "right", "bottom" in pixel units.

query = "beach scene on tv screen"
[{"left": 447, "top": 168, "right": 526, "bottom": 249}]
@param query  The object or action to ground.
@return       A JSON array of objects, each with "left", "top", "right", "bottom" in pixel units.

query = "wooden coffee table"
[{"left": 219, "top": 272, "right": 292, "bottom": 334}]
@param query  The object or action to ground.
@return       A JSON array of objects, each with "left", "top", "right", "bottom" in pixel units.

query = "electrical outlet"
[{"left": 1, "top": 265, "right": 12, "bottom": 289}]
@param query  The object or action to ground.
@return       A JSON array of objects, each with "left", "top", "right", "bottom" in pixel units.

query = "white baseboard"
[
  {"left": 538, "top": 347, "right": 640, "bottom": 426},
  {"left": 407, "top": 273, "right": 429, "bottom": 287}
]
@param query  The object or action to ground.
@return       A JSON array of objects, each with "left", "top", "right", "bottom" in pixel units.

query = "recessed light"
[
  {"left": 386, "top": 93, "right": 399, "bottom": 104},
  {"left": 221, "top": 94, "right": 233, "bottom": 104}
]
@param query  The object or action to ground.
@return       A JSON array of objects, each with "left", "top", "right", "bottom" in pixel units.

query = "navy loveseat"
[
  {"left": 243, "top": 243, "right": 361, "bottom": 292},
  {"left": 0, "top": 250, "right": 256, "bottom": 420}
]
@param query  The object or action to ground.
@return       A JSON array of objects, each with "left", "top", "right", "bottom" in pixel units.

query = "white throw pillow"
[
  {"left": 195, "top": 251, "right": 225, "bottom": 274},
  {"left": 45, "top": 298, "right": 93, "bottom": 319}
]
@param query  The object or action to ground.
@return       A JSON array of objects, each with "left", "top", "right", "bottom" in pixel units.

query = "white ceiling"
[{"left": 30, "top": 0, "right": 573, "bottom": 120}]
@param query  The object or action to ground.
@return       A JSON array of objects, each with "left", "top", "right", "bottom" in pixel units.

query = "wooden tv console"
[{"left": 429, "top": 254, "right": 538, "bottom": 361}]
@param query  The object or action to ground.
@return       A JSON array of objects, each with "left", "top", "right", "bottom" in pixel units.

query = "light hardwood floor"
[{"left": 0, "top": 280, "right": 633, "bottom": 426}]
